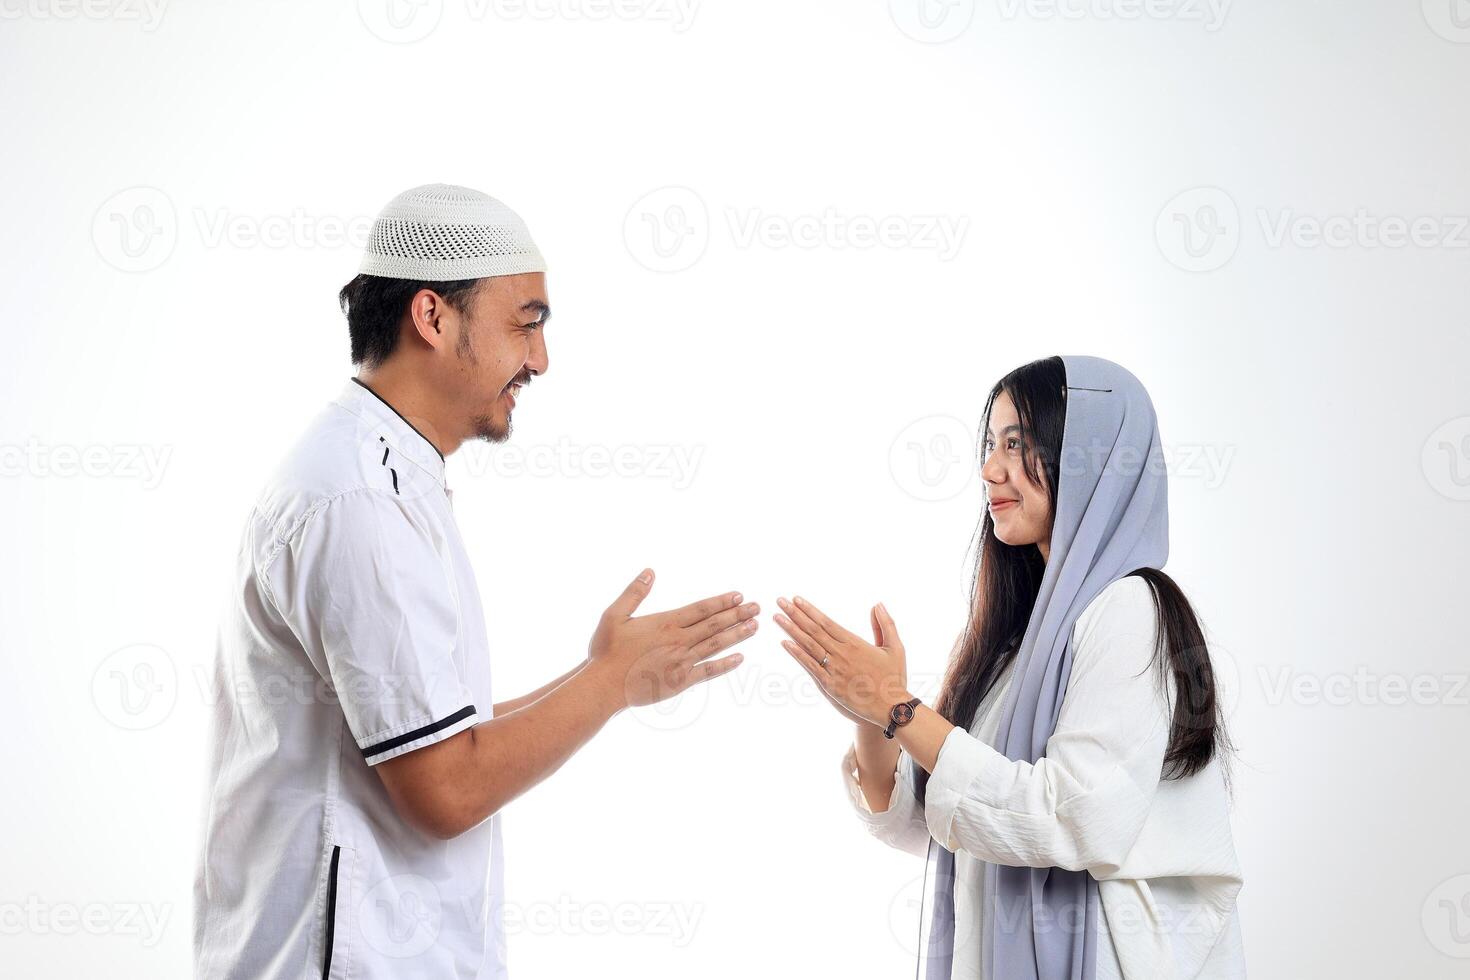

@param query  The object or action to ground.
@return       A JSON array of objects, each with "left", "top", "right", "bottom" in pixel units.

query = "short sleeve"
[{"left": 266, "top": 489, "right": 480, "bottom": 765}]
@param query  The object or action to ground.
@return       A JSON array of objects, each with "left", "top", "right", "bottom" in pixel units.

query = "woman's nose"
[{"left": 980, "top": 452, "right": 1005, "bottom": 485}]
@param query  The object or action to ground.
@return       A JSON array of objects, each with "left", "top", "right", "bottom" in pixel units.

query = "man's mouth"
[{"left": 503, "top": 379, "right": 525, "bottom": 409}]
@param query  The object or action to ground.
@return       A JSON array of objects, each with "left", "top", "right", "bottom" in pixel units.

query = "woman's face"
[{"left": 981, "top": 389, "right": 1054, "bottom": 556}]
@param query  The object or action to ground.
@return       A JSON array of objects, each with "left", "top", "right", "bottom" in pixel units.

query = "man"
[{"left": 194, "top": 183, "right": 758, "bottom": 979}]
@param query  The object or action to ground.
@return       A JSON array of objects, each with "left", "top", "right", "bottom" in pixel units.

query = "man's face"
[{"left": 445, "top": 271, "right": 549, "bottom": 443}]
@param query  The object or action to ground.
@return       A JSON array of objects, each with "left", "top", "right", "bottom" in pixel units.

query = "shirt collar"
[{"left": 335, "top": 378, "right": 448, "bottom": 488}]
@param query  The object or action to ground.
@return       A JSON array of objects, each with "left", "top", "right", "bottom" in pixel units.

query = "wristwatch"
[{"left": 883, "top": 697, "right": 922, "bottom": 739}]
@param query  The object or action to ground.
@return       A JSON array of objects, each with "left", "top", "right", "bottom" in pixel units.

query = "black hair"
[
  {"left": 915, "top": 356, "right": 1230, "bottom": 799},
  {"left": 337, "top": 274, "right": 483, "bottom": 368}
]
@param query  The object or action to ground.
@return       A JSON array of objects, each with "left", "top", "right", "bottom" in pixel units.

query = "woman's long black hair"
[{"left": 914, "top": 357, "right": 1229, "bottom": 800}]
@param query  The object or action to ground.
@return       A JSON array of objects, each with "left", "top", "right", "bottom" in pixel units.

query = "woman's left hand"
[{"left": 774, "top": 596, "right": 911, "bottom": 727}]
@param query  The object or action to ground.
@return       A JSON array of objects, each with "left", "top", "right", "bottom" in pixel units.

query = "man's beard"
[
  {"left": 457, "top": 330, "right": 519, "bottom": 444},
  {"left": 471, "top": 412, "right": 510, "bottom": 444}
]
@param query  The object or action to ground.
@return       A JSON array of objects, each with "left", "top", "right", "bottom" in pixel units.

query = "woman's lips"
[{"left": 989, "top": 498, "right": 1018, "bottom": 512}]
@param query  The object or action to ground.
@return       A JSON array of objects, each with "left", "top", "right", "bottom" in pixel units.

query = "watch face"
[{"left": 892, "top": 702, "right": 915, "bottom": 725}]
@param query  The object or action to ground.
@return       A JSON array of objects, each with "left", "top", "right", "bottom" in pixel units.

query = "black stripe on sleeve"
[{"left": 361, "top": 705, "right": 476, "bottom": 760}]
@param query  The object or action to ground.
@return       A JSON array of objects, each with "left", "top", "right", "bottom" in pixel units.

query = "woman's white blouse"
[{"left": 842, "top": 576, "right": 1246, "bottom": 979}]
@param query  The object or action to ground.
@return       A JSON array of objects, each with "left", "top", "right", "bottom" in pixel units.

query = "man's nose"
[{"left": 526, "top": 329, "right": 549, "bottom": 377}]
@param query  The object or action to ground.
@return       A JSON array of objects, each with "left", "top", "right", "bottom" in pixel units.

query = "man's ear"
[{"left": 407, "top": 288, "right": 449, "bottom": 350}]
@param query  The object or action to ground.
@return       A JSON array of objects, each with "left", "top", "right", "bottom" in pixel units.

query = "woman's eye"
[{"left": 1006, "top": 437, "right": 1021, "bottom": 451}]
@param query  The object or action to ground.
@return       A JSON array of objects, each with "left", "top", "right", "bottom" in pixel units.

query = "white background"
[{"left": 3, "top": 1, "right": 1469, "bottom": 977}]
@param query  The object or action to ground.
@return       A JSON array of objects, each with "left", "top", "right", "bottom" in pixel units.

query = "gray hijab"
[{"left": 912, "top": 355, "right": 1169, "bottom": 979}]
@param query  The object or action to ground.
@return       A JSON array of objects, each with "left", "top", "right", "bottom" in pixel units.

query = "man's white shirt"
[{"left": 195, "top": 379, "right": 508, "bottom": 979}]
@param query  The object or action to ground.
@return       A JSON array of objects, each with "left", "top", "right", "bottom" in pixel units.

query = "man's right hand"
[
  {"left": 378, "top": 569, "right": 757, "bottom": 839},
  {"left": 587, "top": 568, "right": 758, "bottom": 709}
]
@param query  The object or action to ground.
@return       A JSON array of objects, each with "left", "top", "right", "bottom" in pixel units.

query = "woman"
[{"left": 774, "top": 356, "right": 1244, "bottom": 979}]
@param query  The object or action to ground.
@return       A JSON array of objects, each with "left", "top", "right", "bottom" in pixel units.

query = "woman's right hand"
[{"left": 781, "top": 602, "right": 898, "bottom": 727}]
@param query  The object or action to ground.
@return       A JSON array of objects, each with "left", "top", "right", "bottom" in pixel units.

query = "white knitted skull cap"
[{"left": 358, "top": 183, "right": 546, "bottom": 282}]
